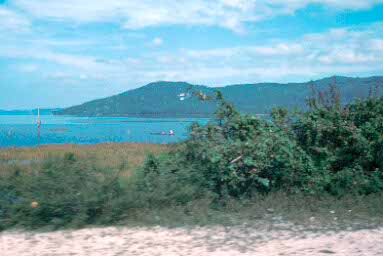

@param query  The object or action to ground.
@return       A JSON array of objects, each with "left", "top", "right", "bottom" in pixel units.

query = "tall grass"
[
  {"left": 0, "top": 143, "right": 171, "bottom": 177},
  {"left": 0, "top": 144, "right": 171, "bottom": 231}
]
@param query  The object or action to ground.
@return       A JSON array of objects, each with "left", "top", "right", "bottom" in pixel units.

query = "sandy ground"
[{"left": 1, "top": 225, "right": 383, "bottom": 256}]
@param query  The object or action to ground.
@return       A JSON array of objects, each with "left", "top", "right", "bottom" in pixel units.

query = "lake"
[{"left": 0, "top": 115, "right": 209, "bottom": 148}]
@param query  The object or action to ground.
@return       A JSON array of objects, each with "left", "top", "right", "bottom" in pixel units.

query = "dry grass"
[{"left": 0, "top": 143, "right": 171, "bottom": 176}]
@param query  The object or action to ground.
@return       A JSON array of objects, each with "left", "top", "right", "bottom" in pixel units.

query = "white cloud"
[
  {"left": 269, "top": 0, "right": 383, "bottom": 12},
  {"left": 0, "top": 7, "right": 31, "bottom": 32},
  {"left": 17, "top": 64, "right": 39, "bottom": 72},
  {"left": 1, "top": 18, "right": 383, "bottom": 87},
  {"left": 143, "top": 22, "right": 383, "bottom": 84},
  {"left": 47, "top": 72, "right": 108, "bottom": 81},
  {"left": 182, "top": 43, "right": 305, "bottom": 60},
  {"left": 79, "top": 74, "right": 88, "bottom": 80},
  {"left": 221, "top": 0, "right": 255, "bottom": 10},
  {"left": 184, "top": 48, "right": 236, "bottom": 58},
  {"left": 318, "top": 51, "right": 376, "bottom": 64},
  {"left": 369, "top": 39, "right": 383, "bottom": 51},
  {"left": 125, "top": 58, "right": 142, "bottom": 65},
  {"left": 0, "top": 47, "right": 110, "bottom": 72},
  {"left": 11, "top": 0, "right": 383, "bottom": 33},
  {"left": 152, "top": 38, "right": 164, "bottom": 47},
  {"left": 48, "top": 72, "right": 70, "bottom": 80},
  {"left": 253, "top": 44, "right": 305, "bottom": 56},
  {"left": 126, "top": 33, "right": 147, "bottom": 39},
  {"left": 26, "top": 39, "right": 96, "bottom": 46}
]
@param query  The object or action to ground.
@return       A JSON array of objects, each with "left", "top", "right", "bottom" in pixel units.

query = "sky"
[{"left": 1, "top": 0, "right": 383, "bottom": 109}]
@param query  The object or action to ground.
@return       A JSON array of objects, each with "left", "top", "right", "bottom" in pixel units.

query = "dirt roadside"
[{"left": 1, "top": 225, "right": 382, "bottom": 256}]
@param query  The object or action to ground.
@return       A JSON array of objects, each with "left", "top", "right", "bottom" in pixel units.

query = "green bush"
[
  {"left": 0, "top": 155, "right": 124, "bottom": 230},
  {"left": 141, "top": 83, "right": 383, "bottom": 199},
  {"left": 137, "top": 153, "right": 213, "bottom": 206},
  {"left": 292, "top": 83, "right": 383, "bottom": 195}
]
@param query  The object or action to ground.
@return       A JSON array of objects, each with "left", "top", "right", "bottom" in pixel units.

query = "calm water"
[{"left": 0, "top": 115, "right": 209, "bottom": 148}]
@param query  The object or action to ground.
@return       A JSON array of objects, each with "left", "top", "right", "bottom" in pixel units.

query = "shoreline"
[{"left": 0, "top": 141, "right": 170, "bottom": 150}]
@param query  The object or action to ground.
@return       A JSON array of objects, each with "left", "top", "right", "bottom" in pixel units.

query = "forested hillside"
[{"left": 55, "top": 76, "right": 383, "bottom": 117}]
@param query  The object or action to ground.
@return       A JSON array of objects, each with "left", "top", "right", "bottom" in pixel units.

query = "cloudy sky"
[{"left": 1, "top": 0, "right": 383, "bottom": 109}]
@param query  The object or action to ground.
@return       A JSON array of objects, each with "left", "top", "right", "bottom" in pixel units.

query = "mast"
[{"left": 37, "top": 108, "right": 41, "bottom": 140}]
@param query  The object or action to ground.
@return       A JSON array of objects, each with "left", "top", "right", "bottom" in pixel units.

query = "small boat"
[
  {"left": 150, "top": 130, "right": 175, "bottom": 136},
  {"left": 150, "top": 132, "right": 176, "bottom": 136}
]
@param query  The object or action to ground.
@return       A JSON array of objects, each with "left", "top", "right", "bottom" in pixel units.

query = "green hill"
[{"left": 54, "top": 76, "right": 383, "bottom": 117}]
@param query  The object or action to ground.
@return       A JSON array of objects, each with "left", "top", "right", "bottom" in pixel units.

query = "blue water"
[{"left": 0, "top": 115, "right": 209, "bottom": 148}]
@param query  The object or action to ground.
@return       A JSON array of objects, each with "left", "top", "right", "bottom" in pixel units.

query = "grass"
[
  {"left": 1, "top": 143, "right": 383, "bottom": 232},
  {"left": 115, "top": 192, "right": 383, "bottom": 233},
  {"left": 0, "top": 143, "right": 171, "bottom": 178}
]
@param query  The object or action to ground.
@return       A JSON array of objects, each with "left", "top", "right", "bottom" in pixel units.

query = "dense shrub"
[
  {"left": 134, "top": 153, "right": 211, "bottom": 206},
  {"left": 141, "top": 83, "right": 383, "bottom": 199},
  {"left": 292, "top": 83, "right": 383, "bottom": 195}
]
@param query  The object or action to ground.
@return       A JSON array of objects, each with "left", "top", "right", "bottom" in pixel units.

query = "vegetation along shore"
[{"left": 1, "top": 81, "right": 383, "bottom": 234}]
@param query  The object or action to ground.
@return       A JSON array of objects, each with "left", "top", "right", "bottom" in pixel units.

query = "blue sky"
[{"left": 1, "top": 0, "right": 383, "bottom": 109}]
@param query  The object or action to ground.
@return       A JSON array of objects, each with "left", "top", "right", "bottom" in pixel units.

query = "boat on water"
[
  {"left": 150, "top": 133, "right": 175, "bottom": 136},
  {"left": 150, "top": 130, "right": 175, "bottom": 136}
]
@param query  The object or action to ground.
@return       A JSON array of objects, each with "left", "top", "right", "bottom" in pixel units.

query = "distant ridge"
[
  {"left": 54, "top": 76, "right": 383, "bottom": 117},
  {"left": 0, "top": 108, "right": 62, "bottom": 116}
]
